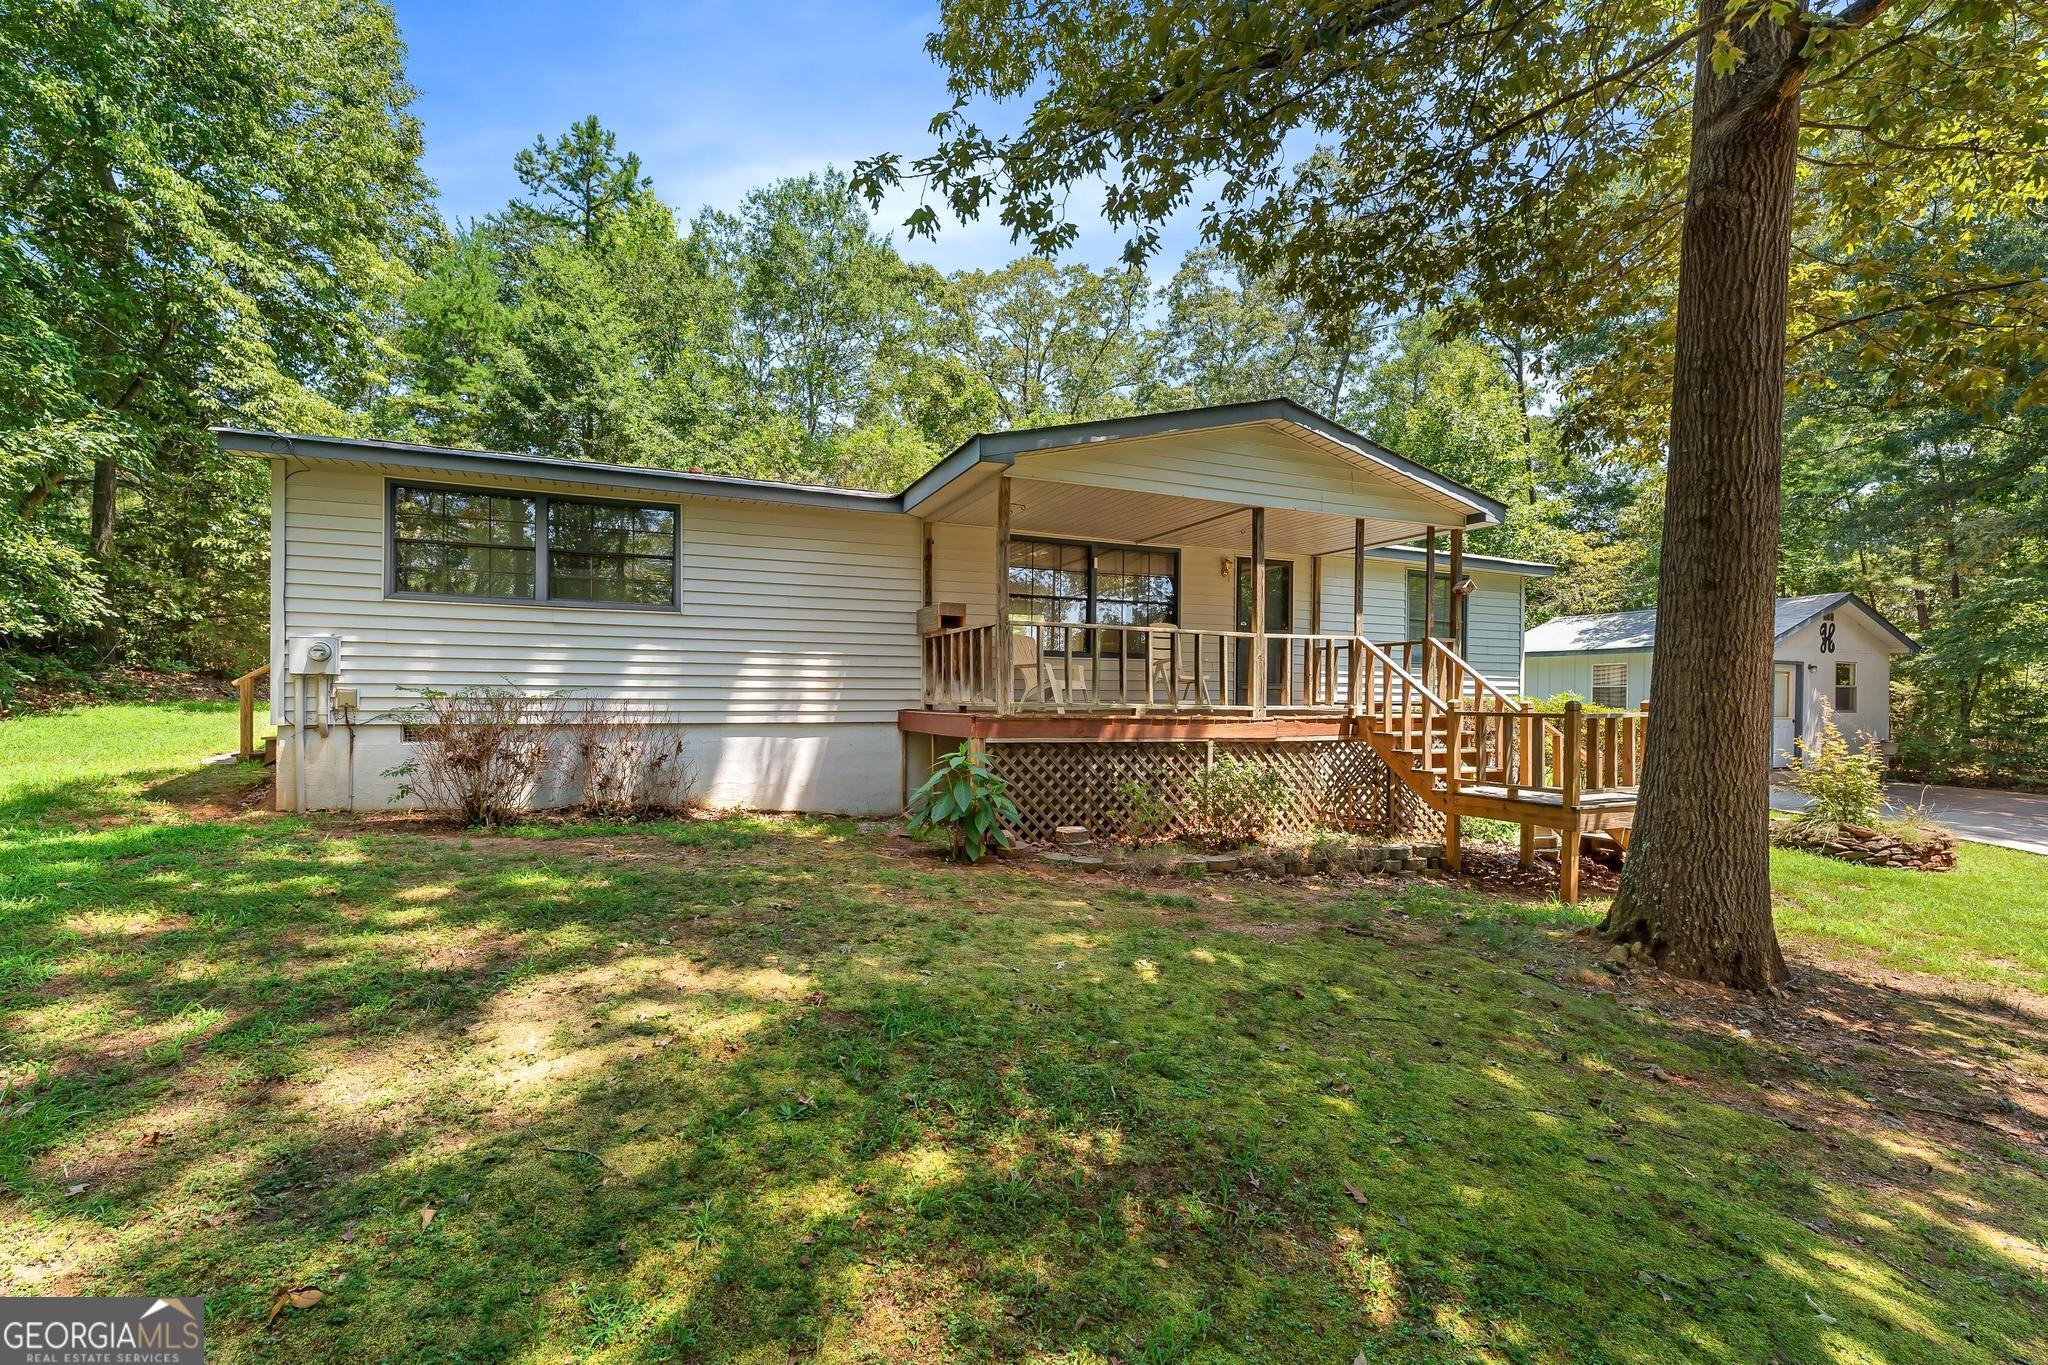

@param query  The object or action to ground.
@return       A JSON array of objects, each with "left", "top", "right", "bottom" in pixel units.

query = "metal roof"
[{"left": 1525, "top": 592, "right": 1918, "bottom": 655}]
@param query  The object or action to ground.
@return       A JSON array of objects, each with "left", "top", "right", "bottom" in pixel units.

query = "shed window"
[
  {"left": 390, "top": 482, "right": 678, "bottom": 607},
  {"left": 1834, "top": 661, "right": 1858, "bottom": 714},
  {"left": 1591, "top": 662, "right": 1630, "bottom": 709},
  {"left": 1007, "top": 538, "right": 1177, "bottom": 654}
]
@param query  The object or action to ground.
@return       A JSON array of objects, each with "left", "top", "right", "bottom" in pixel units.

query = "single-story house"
[
  {"left": 1523, "top": 593, "right": 1918, "bottom": 762},
  {"left": 222, "top": 398, "right": 1642, "bottom": 902}
]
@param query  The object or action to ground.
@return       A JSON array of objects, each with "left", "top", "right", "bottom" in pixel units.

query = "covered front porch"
[
  {"left": 891, "top": 403, "right": 1643, "bottom": 903},
  {"left": 901, "top": 402, "right": 1502, "bottom": 725}
]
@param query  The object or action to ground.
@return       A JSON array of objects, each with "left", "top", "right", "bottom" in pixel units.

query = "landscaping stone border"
[{"left": 1772, "top": 819, "right": 1957, "bottom": 872}]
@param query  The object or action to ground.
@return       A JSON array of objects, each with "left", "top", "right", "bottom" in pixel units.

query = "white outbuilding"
[{"left": 1524, "top": 592, "right": 1918, "bottom": 764}]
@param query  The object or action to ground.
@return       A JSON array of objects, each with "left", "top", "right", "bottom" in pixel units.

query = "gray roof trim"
[
  {"left": 1526, "top": 592, "right": 1920, "bottom": 656},
  {"left": 220, "top": 398, "right": 1516, "bottom": 529},
  {"left": 898, "top": 398, "right": 1510, "bottom": 525},
  {"left": 898, "top": 434, "right": 1004, "bottom": 512},
  {"left": 1776, "top": 591, "right": 1921, "bottom": 655},
  {"left": 1363, "top": 543, "right": 1557, "bottom": 577},
  {"left": 214, "top": 428, "right": 901, "bottom": 512}
]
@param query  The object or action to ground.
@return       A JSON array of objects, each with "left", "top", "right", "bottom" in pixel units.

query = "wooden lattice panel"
[{"left": 986, "top": 739, "right": 1442, "bottom": 844}]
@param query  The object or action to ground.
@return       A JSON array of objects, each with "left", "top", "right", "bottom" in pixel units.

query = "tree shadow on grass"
[{"left": 3, "top": 773, "right": 2046, "bottom": 1361}]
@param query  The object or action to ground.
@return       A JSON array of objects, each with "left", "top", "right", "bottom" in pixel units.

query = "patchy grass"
[{"left": 0, "top": 705, "right": 2044, "bottom": 1362}]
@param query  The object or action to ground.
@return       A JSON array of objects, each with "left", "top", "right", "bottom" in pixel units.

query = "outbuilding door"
[{"left": 1771, "top": 662, "right": 1800, "bottom": 766}]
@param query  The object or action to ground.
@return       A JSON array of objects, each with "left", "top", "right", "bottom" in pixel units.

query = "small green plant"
[
  {"left": 1113, "top": 779, "right": 1175, "bottom": 843},
  {"left": 1782, "top": 707, "right": 1886, "bottom": 826},
  {"left": 1181, "top": 756, "right": 1288, "bottom": 849},
  {"left": 907, "top": 743, "right": 1020, "bottom": 862}
]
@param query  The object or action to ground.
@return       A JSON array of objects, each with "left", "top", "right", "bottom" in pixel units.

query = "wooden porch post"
[
  {"left": 1447, "top": 527, "right": 1464, "bottom": 647},
  {"left": 1349, "top": 517, "right": 1365, "bottom": 719},
  {"left": 1422, "top": 526, "right": 1438, "bottom": 696},
  {"left": 1250, "top": 506, "right": 1267, "bottom": 720},
  {"left": 1308, "top": 553, "right": 1321, "bottom": 702},
  {"left": 1352, "top": 519, "right": 1365, "bottom": 638},
  {"left": 995, "top": 475, "right": 1013, "bottom": 716},
  {"left": 921, "top": 522, "right": 934, "bottom": 606}
]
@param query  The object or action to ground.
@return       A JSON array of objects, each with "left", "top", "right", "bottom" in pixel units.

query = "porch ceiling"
[
  {"left": 912, "top": 414, "right": 1495, "bottom": 554},
  {"left": 918, "top": 468, "right": 1431, "bottom": 556}
]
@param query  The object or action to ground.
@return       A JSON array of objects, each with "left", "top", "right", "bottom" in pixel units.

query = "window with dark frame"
[
  {"left": 547, "top": 499, "right": 678, "bottom": 605},
  {"left": 392, "top": 485, "right": 537, "bottom": 600},
  {"left": 1404, "top": 570, "right": 1464, "bottom": 646},
  {"left": 1006, "top": 538, "right": 1178, "bottom": 655},
  {"left": 390, "top": 482, "right": 678, "bottom": 607}
]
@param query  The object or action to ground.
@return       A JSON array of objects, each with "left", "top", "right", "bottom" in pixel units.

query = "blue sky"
[{"left": 394, "top": 0, "right": 1203, "bottom": 272}]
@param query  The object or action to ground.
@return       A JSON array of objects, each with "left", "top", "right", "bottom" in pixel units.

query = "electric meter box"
[{"left": 285, "top": 635, "right": 343, "bottom": 675}]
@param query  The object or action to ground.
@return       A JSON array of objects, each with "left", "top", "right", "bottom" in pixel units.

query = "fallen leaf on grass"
[
  {"left": 1343, "top": 1181, "right": 1370, "bottom": 1207},
  {"left": 419, "top": 1206, "right": 436, "bottom": 1229},
  {"left": 265, "top": 1287, "right": 324, "bottom": 1327}
]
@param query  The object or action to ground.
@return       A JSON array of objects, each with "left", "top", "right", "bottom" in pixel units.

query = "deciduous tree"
[{"left": 855, "top": 0, "right": 2048, "bottom": 988}]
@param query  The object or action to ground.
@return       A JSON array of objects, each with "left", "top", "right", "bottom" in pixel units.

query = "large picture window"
[
  {"left": 1007, "top": 538, "right": 1177, "bottom": 653},
  {"left": 390, "top": 482, "right": 678, "bottom": 608}
]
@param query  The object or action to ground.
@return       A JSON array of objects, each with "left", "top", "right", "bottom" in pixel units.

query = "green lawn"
[{"left": 2, "top": 704, "right": 2044, "bottom": 1362}]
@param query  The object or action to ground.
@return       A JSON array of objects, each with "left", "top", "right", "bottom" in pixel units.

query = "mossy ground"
[{"left": 2, "top": 704, "right": 2044, "bottom": 1362}]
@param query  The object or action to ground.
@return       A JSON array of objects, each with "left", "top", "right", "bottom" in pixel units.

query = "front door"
[
  {"left": 1233, "top": 559, "right": 1292, "bottom": 706},
  {"left": 1771, "top": 662, "right": 1799, "bottom": 766}
]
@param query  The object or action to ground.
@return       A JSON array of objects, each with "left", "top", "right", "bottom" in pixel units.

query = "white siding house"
[
  {"left": 1525, "top": 594, "right": 1918, "bottom": 763},
  {"left": 225, "top": 401, "right": 1551, "bottom": 815}
]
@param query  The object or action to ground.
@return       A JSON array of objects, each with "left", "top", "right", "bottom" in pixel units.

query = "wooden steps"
[{"left": 1348, "top": 637, "right": 1644, "bottom": 904}]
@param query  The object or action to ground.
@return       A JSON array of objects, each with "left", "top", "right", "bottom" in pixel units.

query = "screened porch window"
[{"left": 1007, "top": 538, "right": 1177, "bottom": 654}]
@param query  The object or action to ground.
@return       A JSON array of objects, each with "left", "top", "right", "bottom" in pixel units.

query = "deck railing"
[
  {"left": 1440, "top": 700, "right": 1648, "bottom": 806},
  {"left": 922, "top": 622, "right": 1382, "bottom": 716}
]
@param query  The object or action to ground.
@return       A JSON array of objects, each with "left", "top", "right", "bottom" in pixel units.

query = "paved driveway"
[{"left": 1771, "top": 782, "right": 2048, "bottom": 856}]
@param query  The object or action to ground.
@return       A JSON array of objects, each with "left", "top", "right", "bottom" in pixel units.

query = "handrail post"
[
  {"left": 1562, "top": 700, "right": 1583, "bottom": 809},
  {"left": 1443, "top": 705, "right": 1465, "bottom": 872},
  {"left": 1559, "top": 699, "right": 1585, "bottom": 904},
  {"left": 236, "top": 667, "right": 262, "bottom": 760}
]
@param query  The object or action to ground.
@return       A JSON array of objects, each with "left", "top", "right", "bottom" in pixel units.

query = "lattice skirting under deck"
[{"left": 983, "top": 738, "right": 1444, "bottom": 845}]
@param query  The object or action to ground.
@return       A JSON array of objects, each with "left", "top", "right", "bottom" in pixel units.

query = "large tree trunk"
[{"left": 1602, "top": 11, "right": 1803, "bottom": 988}]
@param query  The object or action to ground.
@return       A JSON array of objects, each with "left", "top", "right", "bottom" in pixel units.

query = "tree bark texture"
[{"left": 1603, "top": 8, "right": 1800, "bottom": 988}]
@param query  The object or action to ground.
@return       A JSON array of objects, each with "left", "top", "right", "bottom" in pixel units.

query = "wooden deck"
[{"left": 911, "top": 628, "right": 1644, "bottom": 903}]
